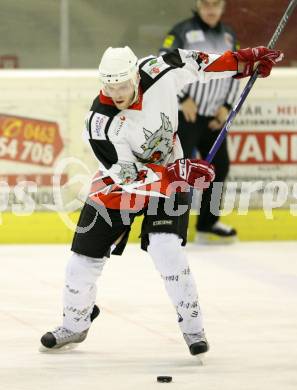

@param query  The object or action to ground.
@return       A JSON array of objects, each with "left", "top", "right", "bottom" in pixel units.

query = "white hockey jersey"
[{"left": 84, "top": 48, "right": 238, "bottom": 210}]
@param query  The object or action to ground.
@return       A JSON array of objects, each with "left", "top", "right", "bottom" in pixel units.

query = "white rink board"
[{"left": 0, "top": 242, "right": 297, "bottom": 390}]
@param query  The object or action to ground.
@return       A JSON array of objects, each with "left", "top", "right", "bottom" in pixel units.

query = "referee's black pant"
[{"left": 178, "top": 111, "right": 230, "bottom": 232}]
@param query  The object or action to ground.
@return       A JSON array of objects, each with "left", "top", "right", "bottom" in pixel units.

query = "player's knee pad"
[
  {"left": 66, "top": 252, "right": 107, "bottom": 284},
  {"left": 148, "top": 233, "right": 188, "bottom": 275}
]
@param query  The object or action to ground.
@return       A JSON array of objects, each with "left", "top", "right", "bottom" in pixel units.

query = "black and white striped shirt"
[{"left": 160, "top": 13, "right": 240, "bottom": 117}]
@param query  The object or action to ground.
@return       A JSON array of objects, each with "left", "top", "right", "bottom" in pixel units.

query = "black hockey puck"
[{"left": 157, "top": 376, "right": 172, "bottom": 383}]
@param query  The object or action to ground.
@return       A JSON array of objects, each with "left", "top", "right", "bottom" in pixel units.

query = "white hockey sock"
[
  {"left": 147, "top": 233, "right": 204, "bottom": 334},
  {"left": 63, "top": 252, "right": 107, "bottom": 332}
]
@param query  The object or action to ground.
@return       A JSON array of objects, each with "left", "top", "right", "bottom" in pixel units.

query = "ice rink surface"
[{"left": 0, "top": 241, "right": 297, "bottom": 390}]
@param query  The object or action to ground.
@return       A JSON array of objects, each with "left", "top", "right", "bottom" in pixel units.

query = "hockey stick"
[{"left": 205, "top": 0, "right": 297, "bottom": 163}]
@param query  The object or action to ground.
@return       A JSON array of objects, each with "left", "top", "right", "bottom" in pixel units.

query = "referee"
[{"left": 160, "top": 0, "right": 239, "bottom": 244}]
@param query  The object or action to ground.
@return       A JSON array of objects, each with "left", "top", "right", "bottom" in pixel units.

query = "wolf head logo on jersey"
[
  {"left": 117, "top": 162, "right": 148, "bottom": 185},
  {"left": 133, "top": 112, "right": 173, "bottom": 164}
]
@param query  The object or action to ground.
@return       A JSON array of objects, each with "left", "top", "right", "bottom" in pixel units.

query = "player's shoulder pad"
[
  {"left": 87, "top": 96, "right": 120, "bottom": 140},
  {"left": 139, "top": 56, "right": 171, "bottom": 91},
  {"left": 90, "top": 95, "right": 119, "bottom": 118},
  {"left": 139, "top": 52, "right": 183, "bottom": 92},
  {"left": 139, "top": 56, "right": 171, "bottom": 79}
]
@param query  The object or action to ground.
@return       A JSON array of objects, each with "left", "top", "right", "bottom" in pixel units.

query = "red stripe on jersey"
[
  {"left": 89, "top": 192, "right": 149, "bottom": 210},
  {"left": 204, "top": 51, "right": 238, "bottom": 73},
  {"left": 90, "top": 177, "right": 121, "bottom": 195},
  {"left": 102, "top": 176, "right": 115, "bottom": 186},
  {"left": 88, "top": 163, "right": 185, "bottom": 210}
]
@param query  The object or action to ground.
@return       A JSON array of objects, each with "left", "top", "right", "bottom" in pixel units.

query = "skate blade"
[
  {"left": 39, "top": 342, "right": 79, "bottom": 353},
  {"left": 194, "top": 352, "right": 207, "bottom": 365},
  {"left": 194, "top": 352, "right": 206, "bottom": 366}
]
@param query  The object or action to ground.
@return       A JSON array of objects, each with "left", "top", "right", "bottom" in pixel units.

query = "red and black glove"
[
  {"left": 167, "top": 158, "right": 215, "bottom": 189},
  {"left": 233, "top": 46, "right": 284, "bottom": 79}
]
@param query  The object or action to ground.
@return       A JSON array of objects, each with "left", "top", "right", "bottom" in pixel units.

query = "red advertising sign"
[
  {"left": 229, "top": 131, "right": 297, "bottom": 164},
  {"left": 0, "top": 114, "right": 64, "bottom": 167}
]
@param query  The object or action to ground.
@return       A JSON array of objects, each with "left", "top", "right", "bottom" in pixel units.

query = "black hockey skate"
[
  {"left": 196, "top": 222, "right": 237, "bottom": 245},
  {"left": 183, "top": 330, "right": 209, "bottom": 356},
  {"left": 40, "top": 304, "right": 100, "bottom": 351}
]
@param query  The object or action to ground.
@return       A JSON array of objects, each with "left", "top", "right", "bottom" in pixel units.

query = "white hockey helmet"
[{"left": 98, "top": 46, "right": 139, "bottom": 86}]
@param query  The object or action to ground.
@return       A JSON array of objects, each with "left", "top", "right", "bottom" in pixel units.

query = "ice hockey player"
[{"left": 40, "top": 45, "right": 283, "bottom": 355}]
